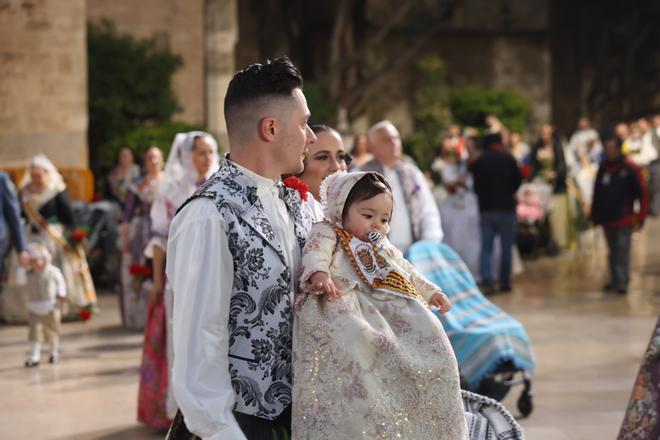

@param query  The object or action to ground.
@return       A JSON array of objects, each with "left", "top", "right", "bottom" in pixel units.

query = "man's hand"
[
  {"left": 307, "top": 271, "right": 343, "bottom": 300},
  {"left": 429, "top": 292, "right": 451, "bottom": 314}
]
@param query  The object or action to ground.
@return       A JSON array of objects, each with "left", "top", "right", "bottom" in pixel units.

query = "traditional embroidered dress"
[
  {"left": 118, "top": 175, "right": 160, "bottom": 329},
  {"left": 618, "top": 317, "right": 660, "bottom": 440},
  {"left": 293, "top": 171, "right": 468, "bottom": 439},
  {"left": 138, "top": 132, "right": 220, "bottom": 429}
]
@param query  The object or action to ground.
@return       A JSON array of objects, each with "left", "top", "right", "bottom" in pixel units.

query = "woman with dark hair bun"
[{"left": 297, "top": 124, "right": 351, "bottom": 221}]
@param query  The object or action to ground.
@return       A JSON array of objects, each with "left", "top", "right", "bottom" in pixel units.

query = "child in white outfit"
[{"left": 23, "top": 243, "right": 66, "bottom": 367}]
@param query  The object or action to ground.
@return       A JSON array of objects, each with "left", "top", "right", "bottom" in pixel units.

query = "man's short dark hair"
[
  {"left": 481, "top": 132, "right": 502, "bottom": 150},
  {"left": 600, "top": 127, "right": 623, "bottom": 149},
  {"left": 224, "top": 57, "right": 303, "bottom": 118}
]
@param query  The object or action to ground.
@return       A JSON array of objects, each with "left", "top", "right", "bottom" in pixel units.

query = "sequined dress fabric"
[{"left": 292, "top": 221, "right": 468, "bottom": 439}]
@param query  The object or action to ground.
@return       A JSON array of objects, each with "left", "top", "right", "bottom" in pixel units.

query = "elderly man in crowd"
[{"left": 359, "top": 120, "right": 443, "bottom": 253}]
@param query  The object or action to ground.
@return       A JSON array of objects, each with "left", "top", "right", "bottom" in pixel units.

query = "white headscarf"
[
  {"left": 158, "top": 131, "right": 220, "bottom": 209},
  {"left": 19, "top": 154, "right": 67, "bottom": 209}
]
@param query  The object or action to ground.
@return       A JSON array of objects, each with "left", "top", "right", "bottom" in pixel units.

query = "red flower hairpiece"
[{"left": 283, "top": 176, "right": 309, "bottom": 201}]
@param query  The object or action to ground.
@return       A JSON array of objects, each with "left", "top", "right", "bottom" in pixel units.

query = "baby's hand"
[
  {"left": 307, "top": 271, "right": 343, "bottom": 300},
  {"left": 429, "top": 292, "right": 451, "bottom": 314}
]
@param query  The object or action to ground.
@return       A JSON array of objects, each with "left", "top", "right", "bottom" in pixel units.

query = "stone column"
[
  {"left": 205, "top": 0, "right": 238, "bottom": 151},
  {"left": 0, "top": 0, "right": 88, "bottom": 169}
]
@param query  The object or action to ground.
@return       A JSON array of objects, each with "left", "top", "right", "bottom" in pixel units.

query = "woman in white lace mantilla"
[
  {"left": 292, "top": 170, "right": 468, "bottom": 439},
  {"left": 138, "top": 131, "right": 220, "bottom": 429}
]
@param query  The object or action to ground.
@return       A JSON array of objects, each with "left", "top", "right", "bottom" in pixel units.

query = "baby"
[
  {"left": 305, "top": 172, "right": 451, "bottom": 310},
  {"left": 23, "top": 243, "right": 66, "bottom": 367},
  {"left": 293, "top": 171, "right": 467, "bottom": 439}
]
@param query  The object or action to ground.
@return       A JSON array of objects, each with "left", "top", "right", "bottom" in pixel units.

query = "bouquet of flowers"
[
  {"left": 79, "top": 303, "right": 99, "bottom": 321},
  {"left": 69, "top": 227, "right": 89, "bottom": 244},
  {"left": 129, "top": 262, "right": 153, "bottom": 299}
]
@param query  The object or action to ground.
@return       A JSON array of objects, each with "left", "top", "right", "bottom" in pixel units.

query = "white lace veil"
[
  {"left": 158, "top": 131, "right": 220, "bottom": 208},
  {"left": 20, "top": 154, "right": 66, "bottom": 193},
  {"left": 162, "top": 131, "right": 220, "bottom": 187}
]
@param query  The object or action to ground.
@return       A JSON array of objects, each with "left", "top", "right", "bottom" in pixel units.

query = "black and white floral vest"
[{"left": 177, "top": 160, "right": 312, "bottom": 420}]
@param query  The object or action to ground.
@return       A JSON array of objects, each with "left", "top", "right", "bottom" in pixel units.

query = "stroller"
[
  {"left": 516, "top": 180, "right": 555, "bottom": 258},
  {"left": 407, "top": 241, "right": 536, "bottom": 417}
]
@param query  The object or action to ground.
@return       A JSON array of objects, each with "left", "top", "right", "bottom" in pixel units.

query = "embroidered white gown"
[{"left": 293, "top": 220, "right": 468, "bottom": 439}]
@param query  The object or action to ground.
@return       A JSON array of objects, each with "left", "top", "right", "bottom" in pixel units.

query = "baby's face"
[{"left": 343, "top": 193, "right": 392, "bottom": 242}]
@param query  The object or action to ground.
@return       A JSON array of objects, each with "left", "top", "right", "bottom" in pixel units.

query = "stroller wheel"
[{"left": 517, "top": 378, "right": 533, "bottom": 418}]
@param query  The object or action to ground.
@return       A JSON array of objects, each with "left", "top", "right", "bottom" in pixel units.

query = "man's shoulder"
[
  {"left": 479, "top": 149, "right": 515, "bottom": 164},
  {"left": 178, "top": 167, "right": 255, "bottom": 217}
]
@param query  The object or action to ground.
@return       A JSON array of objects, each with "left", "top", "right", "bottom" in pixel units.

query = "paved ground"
[{"left": 0, "top": 219, "right": 658, "bottom": 439}]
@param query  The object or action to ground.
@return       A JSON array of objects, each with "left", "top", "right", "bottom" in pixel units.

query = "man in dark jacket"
[
  {"left": 591, "top": 132, "right": 649, "bottom": 294},
  {"left": 471, "top": 133, "right": 522, "bottom": 293}
]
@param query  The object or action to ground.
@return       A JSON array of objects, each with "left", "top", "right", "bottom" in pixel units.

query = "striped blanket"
[{"left": 407, "top": 241, "right": 535, "bottom": 390}]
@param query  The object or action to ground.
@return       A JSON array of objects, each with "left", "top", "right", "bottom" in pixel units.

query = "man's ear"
[{"left": 258, "top": 117, "right": 277, "bottom": 142}]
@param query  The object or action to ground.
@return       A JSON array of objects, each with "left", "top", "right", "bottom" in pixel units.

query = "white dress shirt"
[
  {"left": 166, "top": 162, "right": 299, "bottom": 439},
  {"left": 383, "top": 165, "right": 443, "bottom": 253},
  {"left": 383, "top": 167, "right": 414, "bottom": 252}
]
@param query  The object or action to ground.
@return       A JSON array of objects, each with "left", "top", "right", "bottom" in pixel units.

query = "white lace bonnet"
[{"left": 319, "top": 170, "right": 390, "bottom": 228}]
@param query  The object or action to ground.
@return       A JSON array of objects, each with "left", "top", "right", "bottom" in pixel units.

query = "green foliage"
[
  {"left": 102, "top": 121, "right": 203, "bottom": 164},
  {"left": 88, "top": 20, "right": 184, "bottom": 151},
  {"left": 449, "top": 85, "right": 532, "bottom": 134},
  {"left": 406, "top": 56, "right": 451, "bottom": 170},
  {"left": 304, "top": 80, "right": 338, "bottom": 125}
]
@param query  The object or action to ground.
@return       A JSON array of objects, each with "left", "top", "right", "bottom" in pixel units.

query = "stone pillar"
[
  {"left": 87, "top": 0, "right": 206, "bottom": 126},
  {"left": 492, "top": 36, "right": 551, "bottom": 134},
  {"left": 205, "top": 0, "right": 238, "bottom": 151},
  {"left": 0, "top": 0, "right": 88, "bottom": 169}
]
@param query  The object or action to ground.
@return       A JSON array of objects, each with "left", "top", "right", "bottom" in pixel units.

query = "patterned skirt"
[{"left": 137, "top": 294, "right": 171, "bottom": 429}]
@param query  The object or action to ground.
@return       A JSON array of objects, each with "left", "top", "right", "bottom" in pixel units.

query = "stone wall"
[
  {"left": 205, "top": 0, "right": 237, "bottom": 149},
  {"left": 87, "top": 0, "right": 205, "bottom": 126},
  {"left": 0, "top": 0, "right": 88, "bottom": 168}
]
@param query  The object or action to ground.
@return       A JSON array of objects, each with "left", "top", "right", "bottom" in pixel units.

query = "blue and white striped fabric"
[{"left": 406, "top": 241, "right": 535, "bottom": 390}]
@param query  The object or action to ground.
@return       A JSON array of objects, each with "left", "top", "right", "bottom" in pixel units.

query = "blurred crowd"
[
  {"left": 2, "top": 114, "right": 657, "bottom": 322},
  {"left": 0, "top": 108, "right": 655, "bottom": 430},
  {"left": 428, "top": 114, "right": 656, "bottom": 292}
]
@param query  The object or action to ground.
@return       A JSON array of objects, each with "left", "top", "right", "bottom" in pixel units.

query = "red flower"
[
  {"left": 70, "top": 229, "right": 87, "bottom": 241},
  {"left": 283, "top": 176, "right": 309, "bottom": 201},
  {"left": 92, "top": 194, "right": 103, "bottom": 202},
  {"left": 79, "top": 307, "right": 92, "bottom": 321},
  {"left": 129, "top": 263, "right": 152, "bottom": 277}
]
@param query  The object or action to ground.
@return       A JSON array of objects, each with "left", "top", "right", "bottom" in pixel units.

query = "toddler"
[
  {"left": 293, "top": 171, "right": 468, "bottom": 439},
  {"left": 23, "top": 243, "right": 66, "bottom": 367}
]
